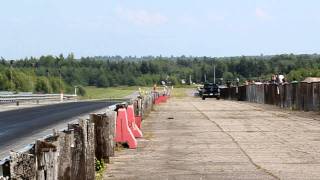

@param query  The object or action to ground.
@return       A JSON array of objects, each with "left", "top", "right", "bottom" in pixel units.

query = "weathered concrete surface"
[{"left": 104, "top": 96, "right": 320, "bottom": 180}]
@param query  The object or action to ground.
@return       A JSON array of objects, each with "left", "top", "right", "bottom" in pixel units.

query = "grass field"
[
  {"left": 82, "top": 86, "right": 195, "bottom": 100},
  {"left": 171, "top": 87, "right": 192, "bottom": 98},
  {"left": 82, "top": 86, "right": 139, "bottom": 99}
]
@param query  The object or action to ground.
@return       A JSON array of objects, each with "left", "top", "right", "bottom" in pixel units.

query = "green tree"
[
  {"left": 35, "top": 77, "right": 52, "bottom": 93},
  {"left": 222, "top": 72, "right": 234, "bottom": 81}
]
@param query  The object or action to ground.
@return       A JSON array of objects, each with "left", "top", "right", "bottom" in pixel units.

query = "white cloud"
[
  {"left": 255, "top": 7, "right": 271, "bottom": 20},
  {"left": 115, "top": 7, "right": 168, "bottom": 26}
]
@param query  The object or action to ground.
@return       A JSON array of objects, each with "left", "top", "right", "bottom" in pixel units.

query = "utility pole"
[
  {"left": 31, "top": 63, "right": 35, "bottom": 92},
  {"left": 46, "top": 69, "right": 50, "bottom": 93},
  {"left": 10, "top": 60, "right": 13, "bottom": 91},
  {"left": 213, "top": 65, "right": 216, "bottom": 84},
  {"left": 59, "top": 69, "right": 62, "bottom": 92},
  {"left": 204, "top": 74, "right": 207, "bottom": 82},
  {"left": 59, "top": 69, "right": 64, "bottom": 102}
]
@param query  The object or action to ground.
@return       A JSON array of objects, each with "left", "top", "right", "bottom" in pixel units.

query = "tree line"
[{"left": 1, "top": 53, "right": 320, "bottom": 93}]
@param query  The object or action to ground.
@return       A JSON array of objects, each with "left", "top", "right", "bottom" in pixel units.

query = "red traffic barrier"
[
  {"left": 154, "top": 98, "right": 160, "bottom": 105},
  {"left": 126, "top": 105, "right": 143, "bottom": 138},
  {"left": 135, "top": 115, "right": 142, "bottom": 129},
  {"left": 115, "top": 108, "right": 137, "bottom": 149},
  {"left": 154, "top": 95, "right": 169, "bottom": 104},
  {"left": 160, "top": 95, "right": 168, "bottom": 103}
]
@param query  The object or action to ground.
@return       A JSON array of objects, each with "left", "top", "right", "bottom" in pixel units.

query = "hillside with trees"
[{"left": 1, "top": 53, "right": 320, "bottom": 93}]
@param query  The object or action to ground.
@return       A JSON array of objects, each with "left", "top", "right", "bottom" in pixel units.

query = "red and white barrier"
[
  {"left": 114, "top": 91, "right": 170, "bottom": 149},
  {"left": 126, "top": 105, "right": 143, "bottom": 138},
  {"left": 154, "top": 95, "right": 169, "bottom": 104},
  {"left": 115, "top": 108, "right": 137, "bottom": 149},
  {"left": 135, "top": 116, "right": 142, "bottom": 129}
]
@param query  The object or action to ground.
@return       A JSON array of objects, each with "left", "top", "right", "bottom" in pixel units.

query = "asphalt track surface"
[{"left": 0, "top": 100, "right": 118, "bottom": 150}]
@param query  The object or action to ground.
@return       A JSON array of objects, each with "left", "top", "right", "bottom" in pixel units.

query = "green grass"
[
  {"left": 82, "top": 86, "right": 193, "bottom": 99},
  {"left": 171, "top": 88, "right": 190, "bottom": 98},
  {"left": 95, "top": 159, "right": 106, "bottom": 180},
  {"left": 82, "top": 86, "right": 138, "bottom": 99}
]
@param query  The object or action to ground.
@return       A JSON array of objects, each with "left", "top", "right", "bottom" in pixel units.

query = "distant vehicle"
[{"left": 201, "top": 82, "right": 220, "bottom": 100}]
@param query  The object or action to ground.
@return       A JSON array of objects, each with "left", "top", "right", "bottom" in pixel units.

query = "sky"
[{"left": 1, "top": 0, "right": 320, "bottom": 59}]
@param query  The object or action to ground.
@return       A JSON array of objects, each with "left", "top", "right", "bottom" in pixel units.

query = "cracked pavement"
[{"left": 104, "top": 94, "right": 320, "bottom": 180}]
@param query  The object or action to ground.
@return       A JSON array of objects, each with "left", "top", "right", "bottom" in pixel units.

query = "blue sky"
[{"left": 1, "top": 0, "right": 320, "bottom": 59}]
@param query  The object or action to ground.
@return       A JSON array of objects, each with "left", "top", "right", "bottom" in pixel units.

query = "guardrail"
[{"left": 0, "top": 94, "right": 77, "bottom": 103}]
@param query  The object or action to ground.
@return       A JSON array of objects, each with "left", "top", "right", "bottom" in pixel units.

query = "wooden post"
[
  {"left": 138, "top": 98, "right": 143, "bottom": 116},
  {"left": 10, "top": 151, "right": 36, "bottom": 180},
  {"left": 84, "top": 119, "right": 95, "bottom": 180},
  {"left": 69, "top": 123, "right": 86, "bottom": 180},
  {"left": 35, "top": 140, "right": 58, "bottom": 180},
  {"left": 107, "top": 110, "right": 116, "bottom": 157},
  {"left": 69, "top": 119, "right": 95, "bottom": 180},
  {"left": 90, "top": 114, "right": 108, "bottom": 162},
  {"left": 90, "top": 111, "right": 116, "bottom": 163},
  {"left": 57, "top": 130, "right": 74, "bottom": 180}
]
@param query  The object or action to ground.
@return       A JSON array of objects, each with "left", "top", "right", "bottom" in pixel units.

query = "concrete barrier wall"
[
  {"left": 221, "top": 82, "right": 320, "bottom": 112},
  {"left": 0, "top": 93, "right": 156, "bottom": 180}
]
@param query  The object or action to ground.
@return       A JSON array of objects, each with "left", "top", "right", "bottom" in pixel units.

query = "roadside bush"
[
  {"left": 35, "top": 77, "right": 52, "bottom": 93},
  {"left": 49, "top": 77, "right": 63, "bottom": 93},
  {"left": 0, "top": 72, "right": 10, "bottom": 90},
  {"left": 12, "top": 71, "right": 33, "bottom": 92},
  {"left": 77, "top": 85, "right": 86, "bottom": 96}
]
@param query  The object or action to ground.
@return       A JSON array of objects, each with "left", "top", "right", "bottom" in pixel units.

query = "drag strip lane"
[{"left": 0, "top": 100, "right": 118, "bottom": 150}]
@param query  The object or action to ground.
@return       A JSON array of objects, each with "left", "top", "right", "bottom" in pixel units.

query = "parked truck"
[{"left": 201, "top": 82, "right": 220, "bottom": 100}]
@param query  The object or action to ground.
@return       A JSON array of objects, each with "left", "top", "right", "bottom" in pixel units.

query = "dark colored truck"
[{"left": 201, "top": 82, "right": 220, "bottom": 100}]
